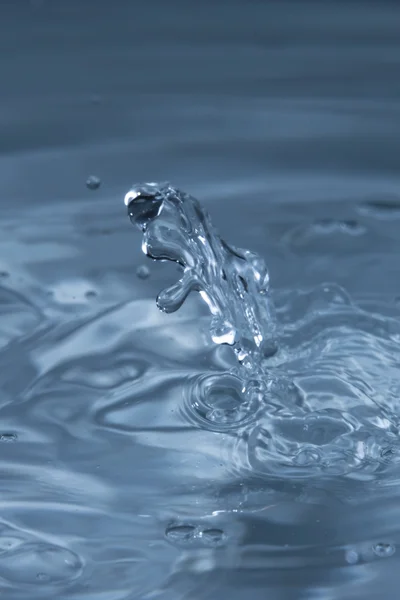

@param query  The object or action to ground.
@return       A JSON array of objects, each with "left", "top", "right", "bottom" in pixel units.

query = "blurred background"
[{"left": 1, "top": 0, "right": 399, "bottom": 205}]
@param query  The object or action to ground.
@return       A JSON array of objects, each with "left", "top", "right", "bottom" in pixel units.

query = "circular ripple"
[{"left": 182, "top": 373, "right": 261, "bottom": 432}]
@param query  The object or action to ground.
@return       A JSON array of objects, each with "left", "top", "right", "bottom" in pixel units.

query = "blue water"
[{"left": 1, "top": 1, "right": 400, "bottom": 598}]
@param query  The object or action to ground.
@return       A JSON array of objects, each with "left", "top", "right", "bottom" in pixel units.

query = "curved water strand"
[{"left": 124, "top": 182, "right": 276, "bottom": 375}]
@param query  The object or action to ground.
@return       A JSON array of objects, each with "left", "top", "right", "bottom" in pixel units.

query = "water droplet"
[
  {"left": 165, "top": 524, "right": 197, "bottom": 546},
  {"left": 372, "top": 542, "right": 395, "bottom": 558},
  {"left": 136, "top": 265, "right": 150, "bottom": 280},
  {"left": 0, "top": 271, "right": 9, "bottom": 279},
  {"left": 345, "top": 549, "right": 359, "bottom": 565},
  {"left": 36, "top": 572, "right": 50, "bottom": 582},
  {"left": 200, "top": 528, "right": 226, "bottom": 547},
  {"left": 0, "top": 433, "right": 17, "bottom": 443},
  {"left": 86, "top": 176, "right": 101, "bottom": 191}
]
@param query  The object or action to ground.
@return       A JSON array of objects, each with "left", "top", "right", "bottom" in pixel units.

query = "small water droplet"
[
  {"left": 0, "top": 271, "right": 9, "bottom": 279},
  {"left": 36, "top": 572, "right": 50, "bottom": 582},
  {"left": 136, "top": 265, "right": 150, "bottom": 280},
  {"left": 165, "top": 524, "right": 197, "bottom": 546},
  {"left": 86, "top": 176, "right": 101, "bottom": 191},
  {"left": 200, "top": 528, "right": 226, "bottom": 547},
  {"left": 345, "top": 549, "right": 359, "bottom": 565},
  {"left": 0, "top": 433, "right": 17, "bottom": 443},
  {"left": 372, "top": 542, "right": 395, "bottom": 558}
]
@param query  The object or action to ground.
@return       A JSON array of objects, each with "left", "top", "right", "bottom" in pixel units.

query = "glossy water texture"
[{"left": 2, "top": 1, "right": 400, "bottom": 598}]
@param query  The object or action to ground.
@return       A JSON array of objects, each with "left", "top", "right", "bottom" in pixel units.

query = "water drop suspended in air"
[
  {"left": 86, "top": 175, "right": 101, "bottom": 191},
  {"left": 345, "top": 549, "right": 359, "bottom": 565},
  {"left": 136, "top": 265, "right": 150, "bottom": 280}
]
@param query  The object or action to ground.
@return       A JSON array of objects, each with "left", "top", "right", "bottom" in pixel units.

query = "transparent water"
[{"left": 2, "top": 1, "right": 400, "bottom": 598}]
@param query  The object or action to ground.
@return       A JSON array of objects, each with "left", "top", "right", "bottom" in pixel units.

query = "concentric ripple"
[{"left": 182, "top": 373, "right": 261, "bottom": 432}]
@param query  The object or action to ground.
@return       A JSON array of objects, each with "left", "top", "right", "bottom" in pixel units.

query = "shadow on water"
[{"left": 1, "top": 0, "right": 400, "bottom": 598}]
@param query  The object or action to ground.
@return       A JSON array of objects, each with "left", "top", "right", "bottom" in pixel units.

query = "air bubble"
[
  {"left": 136, "top": 265, "right": 150, "bottom": 280},
  {"left": 372, "top": 542, "right": 395, "bottom": 558},
  {"left": 86, "top": 175, "right": 101, "bottom": 191}
]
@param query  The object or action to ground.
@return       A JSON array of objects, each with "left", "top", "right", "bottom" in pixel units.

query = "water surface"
[{"left": 1, "top": 1, "right": 400, "bottom": 598}]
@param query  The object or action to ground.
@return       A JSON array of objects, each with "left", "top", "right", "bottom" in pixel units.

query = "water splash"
[
  {"left": 124, "top": 182, "right": 276, "bottom": 373},
  {"left": 124, "top": 182, "right": 400, "bottom": 479}
]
